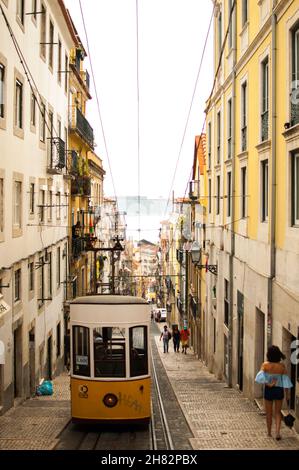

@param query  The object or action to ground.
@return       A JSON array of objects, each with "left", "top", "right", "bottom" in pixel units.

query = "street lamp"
[{"left": 190, "top": 241, "right": 218, "bottom": 275}]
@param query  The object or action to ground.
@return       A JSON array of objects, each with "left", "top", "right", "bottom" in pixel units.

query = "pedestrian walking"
[
  {"left": 172, "top": 326, "right": 180, "bottom": 352},
  {"left": 255, "top": 345, "right": 293, "bottom": 440},
  {"left": 180, "top": 326, "right": 190, "bottom": 354},
  {"left": 160, "top": 325, "right": 170, "bottom": 353}
]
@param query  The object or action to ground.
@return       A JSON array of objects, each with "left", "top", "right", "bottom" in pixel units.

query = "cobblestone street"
[
  {"left": 0, "top": 335, "right": 298, "bottom": 451},
  {"left": 155, "top": 329, "right": 299, "bottom": 450},
  {"left": 0, "top": 374, "right": 70, "bottom": 450}
]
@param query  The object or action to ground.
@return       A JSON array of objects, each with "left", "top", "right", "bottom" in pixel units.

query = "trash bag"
[{"left": 36, "top": 380, "right": 53, "bottom": 396}]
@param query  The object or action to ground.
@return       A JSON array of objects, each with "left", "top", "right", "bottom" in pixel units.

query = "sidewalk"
[
  {"left": 155, "top": 323, "right": 299, "bottom": 450},
  {"left": 0, "top": 373, "right": 70, "bottom": 450}
]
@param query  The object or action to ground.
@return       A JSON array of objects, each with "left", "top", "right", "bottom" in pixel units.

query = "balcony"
[
  {"left": 47, "top": 137, "right": 66, "bottom": 174},
  {"left": 177, "top": 297, "right": 184, "bottom": 316},
  {"left": 69, "top": 107, "right": 94, "bottom": 149},
  {"left": 71, "top": 176, "right": 91, "bottom": 197}
]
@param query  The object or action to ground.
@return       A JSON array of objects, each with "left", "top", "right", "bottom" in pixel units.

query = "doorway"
[
  {"left": 255, "top": 309, "right": 265, "bottom": 397},
  {"left": 282, "top": 329, "right": 296, "bottom": 410},
  {"left": 237, "top": 291, "right": 244, "bottom": 391},
  {"left": 29, "top": 329, "right": 35, "bottom": 396},
  {"left": 47, "top": 336, "right": 52, "bottom": 380},
  {"left": 13, "top": 326, "right": 22, "bottom": 398}
]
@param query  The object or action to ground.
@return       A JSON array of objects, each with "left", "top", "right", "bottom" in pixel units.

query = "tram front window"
[
  {"left": 72, "top": 326, "right": 90, "bottom": 376},
  {"left": 129, "top": 326, "right": 148, "bottom": 377},
  {"left": 93, "top": 327, "right": 126, "bottom": 377}
]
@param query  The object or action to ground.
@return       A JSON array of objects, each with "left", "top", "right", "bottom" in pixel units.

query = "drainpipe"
[
  {"left": 228, "top": 1, "right": 237, "bottom": 388},
  {"left": 268, "top": 3, "right": 277, "bottom": 348}
]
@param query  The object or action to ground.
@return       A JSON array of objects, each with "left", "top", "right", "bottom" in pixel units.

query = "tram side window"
[
  {"left": 72, "top": 326, "right": 90, "bottom": 377},
  {"left": 93, "top": 327, "right": 126, "bottom": 378},
  {"left": 129, "top": 326, "right": 148, "bottom": 377}
]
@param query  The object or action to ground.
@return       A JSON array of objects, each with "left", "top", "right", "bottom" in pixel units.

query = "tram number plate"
[{"left": 76, "top": 355, "right": 88, "bottom": 365}]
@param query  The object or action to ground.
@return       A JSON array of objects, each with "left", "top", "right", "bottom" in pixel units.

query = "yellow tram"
[{"left": 70, "top": 295, "right": 151, "bottom": 424}]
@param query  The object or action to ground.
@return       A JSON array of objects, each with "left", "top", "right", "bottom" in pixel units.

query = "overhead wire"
[
  {"left": 78, "top": 0, "right": 118, "bottom": 206},
  {"left": 164, "top": 2, "right": 216, "bottom": 217},
  {"left": 136, "top": 0, "right": 141, "bottom": 242}
]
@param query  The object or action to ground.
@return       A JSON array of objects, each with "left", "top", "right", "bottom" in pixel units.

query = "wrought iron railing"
[
  {"left": 70, "top": 107, "right": 94, "bottom": 149},
  {"left": 71, "top": 176, "right": 91, "bottom": 196},
  {"left": 190, "top": 295, "right": 199, "bottom": 319},
  {"left": 241, "top": 125, "right": 247, "bottom": 152},
  {"left": 261, "top": 110, "right": 269, "bottom": 141},
  {"left": 47, "top": 137, "right": 66, "bottom": 173},
  {"left": 290, "top": 102, "right": 299, "bottom": 127}
]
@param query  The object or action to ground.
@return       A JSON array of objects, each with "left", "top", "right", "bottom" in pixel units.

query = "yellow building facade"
[{"left": 206, "top": 0, "right": 299, "bottom": 426}]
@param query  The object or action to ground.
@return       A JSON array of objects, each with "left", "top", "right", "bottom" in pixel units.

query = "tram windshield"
[
  {"left": 93, "top": 327, "right": 126, "bottom": 378},
  {"left": 129, "top": 326, "right": 148, "bottom": 377}
]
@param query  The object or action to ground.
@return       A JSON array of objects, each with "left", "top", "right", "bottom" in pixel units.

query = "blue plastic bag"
[{"left": 36, "top": 380, "right": 53, "bottom": 396}]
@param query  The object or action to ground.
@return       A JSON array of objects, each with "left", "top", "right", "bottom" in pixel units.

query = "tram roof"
[{"left": 70, "top": 295, "right": 148, "bottom": 305}]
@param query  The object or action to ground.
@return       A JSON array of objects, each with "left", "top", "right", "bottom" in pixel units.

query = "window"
[
  {"left": 217, "top": 111, "right": 221, "bottom": 163},
  {"left": 29, "top": 183, "right": 34, "bottom": 214},
  {"left": 38, "top": 256, "right": 44, "bottom": 306},
  {"left": 208, "top": 122, "right": 211, "bottom": 168},
  {"left": 56, "top": 192, "right": 61, "bottom": 219},
  {"left": 227, "top": 171, "right": 231, "bottom": 218},
  {"left": 30, "top": 92, "right": 36, "bottom": 127},
  {"left": 241, "top": 81, "right": 247, "bottom": 151},
  {"left": 291, "top": 24, "right": 299, "bottom": 126},
  {"left": 0, "top": 177, "right": 3, "bottom": 234},
  {"left": 227, "top": 99, "right": 232, "bottom": 159},
  {"left": 56, "top": 322, "right": 61, "bottom": 358},
  {"left": 261, "top": 57, "right": 269, "bottom": 141},
  {"left": 224, "top": 279, "right": 229, "bottom": 326},
  {"left": 48, "top": 190, "right": 52, "bottom": 220},
  {"left": 40, "top": 102, "right": 46, "bottom": 142},
  {"left": 40, "top": 4, "right": 46, "bottom": 59},
  {"left": 15, "top": 80, "right": 23, "bottom": 129},
  {"left": 49, "top": 20, "right": 54, "bottom": 69},
  {"left": 17, "top": 0, "right": 25, "bottom": 26},
  {"left": 58, "top": 39, "right": 62, "bottom": 84},
  {"left": 261, "top": 160, "right": 269, "bottom": 222},
  {"left": 14, "top": 269, "right": 21, "bottom": 302},
  {"left": 218, "top": 11, "right": 222, "bottom": 61},
  {"left": 228, "top": 0, "right": 233, "bottom": 50},
  {"left": 291, "top": 152, "right": 299, "bottom": 226},
  {"left": 93, "top": 327, "right": 126, "bottom": 378},
  {"left": 0, "top": 63, "right": 5, "bottom": 118},
  {"left": 241, "top": 166, "right": 247, "bottom": 218},
  {"left": 64, "top": 192, "right": 68, "bottom": 219},
  {"left": 130, "top": 326, "right": 148, "bottom": 377},
  {"left": 48, "top": 252, "right": 52, "bottom": 297},
  {"left": 56, "top": 246, "right": 61, "bottom": 287},
  {"left": 39, "top": 189, "right": 45, "bottom": 222},
  {"left": 29, "top": 262, "right": 34, "bottom": 291},
  {"left": 242, "top": 0, "right": 248, "bottom": 27},
  {"left": 64, "top": 54, "right": 68, "bottom": 93},
  {"left": 208, "top": 178, "right": 212, "bottom": 214},
  {"left": 32, "top": 0, "right": 37, "bottom": 21},
  {"left": 216, "top": 175, "right": 220, "bottom": 215},
  {"left": 14, "top": 181, "right": 22, "bottom": 228},
  {"left": 72, "top": 326, "right": 90, "bottom": 377}
]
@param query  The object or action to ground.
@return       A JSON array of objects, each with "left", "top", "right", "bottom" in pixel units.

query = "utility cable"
[
  {"left": 78, "top": 0, "right": 118, "bottom": 206},
  {"left": 164, "top": 3, "right": 216, "bottom": 216}
]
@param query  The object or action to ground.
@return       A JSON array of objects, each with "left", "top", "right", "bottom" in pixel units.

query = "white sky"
[{"left": 64, "top": 0, "right": 214, "bottom": 241}]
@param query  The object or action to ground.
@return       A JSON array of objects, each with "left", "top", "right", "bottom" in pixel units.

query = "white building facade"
[{"left": 0, "top": 0, "right": 75, "bottom": 412}]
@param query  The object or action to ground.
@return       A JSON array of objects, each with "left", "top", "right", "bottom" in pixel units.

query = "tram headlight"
[{"left": 103, "top": 393, "right": 118, "bottom": 408}]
